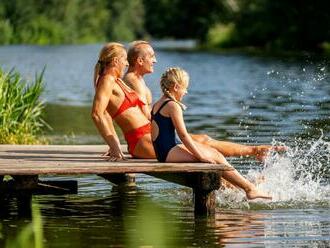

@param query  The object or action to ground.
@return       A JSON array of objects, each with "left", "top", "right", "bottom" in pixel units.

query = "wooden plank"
[{"left": 0, "top": 145, "right": 232, "bottom": 175}]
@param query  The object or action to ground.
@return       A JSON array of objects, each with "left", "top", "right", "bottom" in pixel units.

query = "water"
[{"left": 0, "top": 43, "right": 329, "bottom": 247}]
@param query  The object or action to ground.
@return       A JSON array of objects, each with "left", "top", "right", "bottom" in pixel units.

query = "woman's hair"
[
  {"left": 94, "top": 42, "right": 125, "bottom": 87},
  {"left": 160, "top": 67, "right": 189, "bottom": 110},
  {"left": 127, "top": 40, "right": 150, "bottom": 66}
]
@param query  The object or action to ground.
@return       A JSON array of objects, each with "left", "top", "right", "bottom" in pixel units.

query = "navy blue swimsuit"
[{"left": 151, "top": 100, "right": 182, "bottom": 162}]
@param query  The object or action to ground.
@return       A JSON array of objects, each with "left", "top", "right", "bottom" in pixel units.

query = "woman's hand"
[
  {"left": 106, "top": 147, "right": 125, "bottom": 161},
  {"left": 102, "top": 139, "right": 126, "bottom": 161}
]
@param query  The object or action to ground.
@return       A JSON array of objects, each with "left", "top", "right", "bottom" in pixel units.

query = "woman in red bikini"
[{"left": 92, "top": 42, "right": 153, "bottom": 160}]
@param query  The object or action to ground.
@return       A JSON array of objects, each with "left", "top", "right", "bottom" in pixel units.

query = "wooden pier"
[{"left": 0, "top": 145, "right": 232, "bottom": 215}]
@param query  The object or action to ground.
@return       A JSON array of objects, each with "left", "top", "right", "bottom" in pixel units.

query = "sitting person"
[
  {"left": 150, "top": 67, "right": 272, "bottom": 200},
  {"left": 122, "top": 40, "right": 285, "bottom": 161}
]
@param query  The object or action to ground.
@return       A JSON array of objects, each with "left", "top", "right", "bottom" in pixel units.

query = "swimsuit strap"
[
  {"left": 153, "top": 99, "right": 173, "bottom": 116},
  {"left": 115, "top": 78, "right": 131, "bottom": 94}
]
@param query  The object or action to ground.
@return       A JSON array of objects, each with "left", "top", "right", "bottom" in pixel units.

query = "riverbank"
[{"left": 160, "top": 43, "right": 330, "bottom": 60}]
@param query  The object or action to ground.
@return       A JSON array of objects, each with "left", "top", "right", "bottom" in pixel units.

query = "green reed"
[
  {"left": 3, "top": 203, "right": 44, "bottom": 248},
  {"left": 0, "top": 67, "right": 49, "bottom": 144}
]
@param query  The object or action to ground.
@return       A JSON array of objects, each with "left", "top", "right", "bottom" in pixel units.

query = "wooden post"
[
  {"left": 193, "top": 172, "right": 221, "bottom": 216},
  {"left": 0, "top": 176, "right": 77, "bottom": 194},
  {"left": 12, "top": 175, "right": 39, "bottom": 190},
  {"left": 99, "top": 173, "right": 136, "bottom": 187},
  {"left": 194, "top": 190, "right": 217, "bottom": 216}
]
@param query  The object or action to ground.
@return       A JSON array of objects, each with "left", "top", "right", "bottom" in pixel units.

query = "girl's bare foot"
[
  {"left": 246, "top": 188, "right": 272, "bottom": 200},
  {"left": 254, "top": 145, "right": 288, "bottom": 162}
]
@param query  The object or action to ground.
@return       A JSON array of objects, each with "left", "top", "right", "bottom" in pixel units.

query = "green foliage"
[
  {"left": 75, "top": 0, "right": 110, "bottom": 43},
  {"left": 5, "top": 203, "right": 44, "bottom": 248},
  {"left": 206, "top": 23, "right": 235, "bottom": 48},
  {"left": 0, "top": 68, "right": 49, "bottom": 144},
  {"left": 16, "top": 15, "right": 66, "bottom": 45},
  {"left": 224, "top": 0, "right": 330, "bottom": 51},
  {"left": 0, "top": 0, "right": 110, "bottom": 44},
  {"left": 0, "top": 0, "right": 329, "bottom": 52},
  {"left": 0, "top": 20, "right": 13, "bottom": 44},
  {"left": 144, "top": 0, "right": 232, "bottom": 41},
  {"left": 0, "top": 0, "right": 144, "bottom": 44},
  {"left": 107, "top": 0, "right": 145, "bottom": 41}
]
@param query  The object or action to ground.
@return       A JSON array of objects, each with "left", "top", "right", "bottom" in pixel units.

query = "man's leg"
[{"left": 190, "top": 134, "right": 285, "bottom": 161}]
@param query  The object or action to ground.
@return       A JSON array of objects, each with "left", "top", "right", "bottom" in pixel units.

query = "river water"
[{"left": 0, "top": 44, "right": 329, "bottom": 247}]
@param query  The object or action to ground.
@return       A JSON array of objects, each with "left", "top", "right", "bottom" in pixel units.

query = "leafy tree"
[
  {"left": 144, "top": 0, "right": 232, "bottom": 41},
  {"left": 230, "top": 0, "right": 330, "bottom": 51},
  {"left": 106, "top": 0, "right": 145, "bottom": 41}
]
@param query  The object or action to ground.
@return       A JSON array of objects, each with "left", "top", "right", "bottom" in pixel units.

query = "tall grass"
[
  {"left": 3, "top": 203, "right": 44, "bottom": 248},
  {"left": 0, "top": 67, "right": 49, "bottom": 144}
]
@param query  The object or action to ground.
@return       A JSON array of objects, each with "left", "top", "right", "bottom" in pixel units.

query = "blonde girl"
[{"left": 151, "top": 67, "right": 272, "bottom": 200}]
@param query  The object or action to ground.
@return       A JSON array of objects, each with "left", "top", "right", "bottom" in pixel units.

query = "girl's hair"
[
  {"left": 160, "top": 67, "right": 189, "bottom": 110},
  {"left": 127, "top": 40, "right": 150, "bottom": 66},
  {"left": 94, "top": 42, "right": 126, "bottom": 87}
]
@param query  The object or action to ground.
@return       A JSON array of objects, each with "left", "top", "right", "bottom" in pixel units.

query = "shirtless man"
[{"left": 123, "top": 40, "right": 285, "bottom": 161}]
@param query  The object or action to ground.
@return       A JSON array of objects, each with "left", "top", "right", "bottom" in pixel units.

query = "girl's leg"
[
  {"left": 190, "top": 134, "right": 286, "bottom": 161},
  {"left": 221, "top": 170, "right": 271, "bottom": 200},
  {"left": 167, "top": 142, "right": 272, "bottom": 200}
]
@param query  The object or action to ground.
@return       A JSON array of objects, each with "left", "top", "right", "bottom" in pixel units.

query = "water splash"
[{"left": 216, "top": 136, "right": 330, "bottom": 209}]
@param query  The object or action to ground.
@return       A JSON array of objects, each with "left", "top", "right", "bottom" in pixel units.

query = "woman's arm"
[
  {"left": 91, "top": 76, "right": 124, "bottom": 160},
  {"left": 169, "top": 103, "right": 215, "bottom": 163}
]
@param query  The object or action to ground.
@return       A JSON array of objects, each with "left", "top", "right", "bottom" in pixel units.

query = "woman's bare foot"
[
  {"left": 254, "top": 145, "right": 287, "bottom": 162},
  {"left": 246, "top": 188, "right": 272, "bottom": 200}
]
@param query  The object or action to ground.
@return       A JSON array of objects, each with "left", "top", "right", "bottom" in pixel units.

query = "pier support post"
[
  {"left": 12, "top": 175, "right": 39, "bottom": 190},
  {"left": 100, "top": 173, "right": 136, "bottom": 187},
  {"left": 0, "top": 175, "right": 78, "bottom": 194},
  {"left": 147, "top": 171, "right": 222, "bottom": 216},
  {"left": 193, "top": 172, "right": 221, "bottom": 216}
]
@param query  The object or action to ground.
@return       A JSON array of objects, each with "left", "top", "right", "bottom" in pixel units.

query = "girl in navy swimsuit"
[{"left": 151, "top": 67, "right": 272, "bottom": 200}]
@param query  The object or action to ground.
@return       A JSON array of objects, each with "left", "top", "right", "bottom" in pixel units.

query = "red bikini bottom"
[{"left": 124, "top": 123, "right": 151, "bottom": 156}]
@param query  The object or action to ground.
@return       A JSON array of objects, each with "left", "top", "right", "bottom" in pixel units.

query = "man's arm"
[{"left": 91, "top": 76, "right": 124, "bottom": 159}]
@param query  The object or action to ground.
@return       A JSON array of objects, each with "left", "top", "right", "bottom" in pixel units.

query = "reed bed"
[{"left": 0, "top": 67, "right": 49, "bottom": 144}]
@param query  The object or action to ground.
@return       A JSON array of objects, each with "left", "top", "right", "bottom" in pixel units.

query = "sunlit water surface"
[{"left": 0, "top": 43, "right": 329, "bottom": 247}]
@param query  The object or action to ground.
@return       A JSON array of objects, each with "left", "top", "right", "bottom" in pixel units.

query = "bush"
[
  {"left": 0, "top": 68, "right": 49, "bottom": 144},
  {"left": 0, "top": 20, "right": 13, "bottom": 44},
  {"left": 205, "top": 23, "right": 235, "bottom": 48}
]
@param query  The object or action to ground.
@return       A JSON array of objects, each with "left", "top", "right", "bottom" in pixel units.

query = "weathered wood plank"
[{"left": 0, "top": 145, "right": 232, "bottom": 175}]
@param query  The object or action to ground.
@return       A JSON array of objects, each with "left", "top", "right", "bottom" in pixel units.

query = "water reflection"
[{"left": 1, "top": 181, "right": 329, "bottom": 247}]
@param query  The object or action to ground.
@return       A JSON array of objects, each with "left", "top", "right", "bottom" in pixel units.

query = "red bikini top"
[{"left": 111, "top": 78, "right": 145, "bottom": 119}]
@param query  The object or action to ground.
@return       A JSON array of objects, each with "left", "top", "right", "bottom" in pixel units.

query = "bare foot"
[
  {"left": 254, "top": 145, "right": 288, "bottom": 162},
  {"left": 246, "top": 188, "right": 272, "bottom": 200}
]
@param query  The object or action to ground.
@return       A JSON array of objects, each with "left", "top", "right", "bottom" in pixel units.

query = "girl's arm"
[
  {"left": 91, "top": 76, "right": 124, "bottom": 160},
  {"left": 169, "top": 103, "right": 215, "bottom": 163}
]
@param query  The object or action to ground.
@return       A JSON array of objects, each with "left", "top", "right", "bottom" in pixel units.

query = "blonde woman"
[
  {"left": 151, "top": 67, "right": 272, "bottom": 200},
  {"left": 91, "top": 42, "right": 151, "bottom": 160}
]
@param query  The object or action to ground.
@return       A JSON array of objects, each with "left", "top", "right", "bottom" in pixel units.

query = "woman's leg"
[
  {"left": 167, "top": 142, "right": 272, "bottom": 200},
  {"left": 190, "top": 134, "right": 286, "bottom": 161},
  {"left": 132, "top": 134, "right": 156, "bottom": 158}
]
